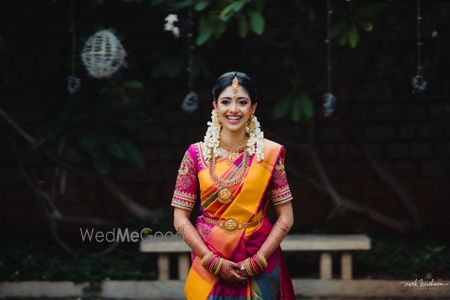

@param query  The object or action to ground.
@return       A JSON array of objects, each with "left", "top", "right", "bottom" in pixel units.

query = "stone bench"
[{"left": 139, "top": 234, "right": 371, "bottom": 280}]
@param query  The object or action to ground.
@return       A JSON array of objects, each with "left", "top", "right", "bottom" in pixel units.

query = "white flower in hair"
[
  {"left": 203, "top": 109, "right": 221, "bottom": 162},
  {"left": 246, "top": 115, "right": 265, "bottom": 162}
]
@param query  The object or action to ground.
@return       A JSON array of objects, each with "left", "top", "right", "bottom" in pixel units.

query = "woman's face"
[{"left": 213, "top": 85, "right": 257, "bottom": 134}]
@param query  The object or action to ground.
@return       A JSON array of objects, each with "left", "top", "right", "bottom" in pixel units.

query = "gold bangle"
[
  {"left": 201, "top": 251, "right": 214, "bottom": 267},
  {"left": 245, "top": 257, "right": 255, "bottom": 276},
  {"left": 212, "top": 257, "right": 221, "bottom": 275},
  {"left": 256, "top": 252, "right": 267, "bottom": 269},
  {"left": 214, "top": 257, "right": 223, "bottom": 275},
  {"left": 253, "top": 255, "right": 264, "bottom": 271}
]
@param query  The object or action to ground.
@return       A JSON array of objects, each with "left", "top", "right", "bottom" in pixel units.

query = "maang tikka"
[{"left": 232, "top": 76, "right": 239, "bottom": 100}]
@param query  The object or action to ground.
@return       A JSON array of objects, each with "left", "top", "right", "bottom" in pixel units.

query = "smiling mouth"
[{"left": 225, "top": 116, "right": 242, "bottom": 124}]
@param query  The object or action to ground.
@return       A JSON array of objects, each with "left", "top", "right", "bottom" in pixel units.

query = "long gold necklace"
[{"left": 209, "top": 146, "right": 249, "bottom": 204}]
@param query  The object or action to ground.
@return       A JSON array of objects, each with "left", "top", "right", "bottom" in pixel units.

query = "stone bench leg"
[
  {"left": 178, "top": 253, "right": 190, "bottom": 279},
  {"left": 157, "top": 254, "right": 169, "bottom": 280},
  {"left": 320, "top": 252, "right": 332, "bottom": 279},
  {"left": 341, "top": 252, "right": 352, "bottom": 279}
]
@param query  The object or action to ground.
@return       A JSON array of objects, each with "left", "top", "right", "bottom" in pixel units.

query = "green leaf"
[
  {"left": 329, "top": 22, "right": 348, "bottom": 38},
  {"left": 291, "top": 98, "right": 302, "bottom": 122},
  {"left": 357, "top": 4, "right": 386, "bottom": 17},
  {"left": 124, "top": 80, "right": 143, "bottom": 89},
  {"left": 238, "top": 15, "right": 249, "bottom": 38},
  {"left": 107, "top": 137, "right": 127, "bottom": 160},
  {"left": 196, "top": 15, "right": 213, "bottom": 45},
  {"left": 274, "top": 95, "right": 292, "bottom": 119},
  {"left": 213, "top": 21, "right": 226, "bottom": 38},
  {"left": 338, "top": 33, "right": 347, "bottom": 46},
  {"left": 231, "top": 0, "right": 246, "bottom": 12},
  {"left": 348, "top": 25, "right": 359, "bottom": 48},
  {"left": 194, "top": 0, "right": 209, "bottom": 11},
  {"left": 196, "top": 27, "right": 213, "bottom": 45},
  {"left": 219, "top": 4, "right": 235, "bottom": 21},
  {"left": 299, "top": 94, "right": 314, "bottom": 119},
  {"left": 249, "top": 10, "right": 265, "bottom": 35},
  {"left": 92, "top": 155, "right": 111, "bottom": 176}
]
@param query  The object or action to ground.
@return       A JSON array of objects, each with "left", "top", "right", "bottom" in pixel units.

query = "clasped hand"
[{"left": 217, "top": 258, "right": 250, "bottom": 285}]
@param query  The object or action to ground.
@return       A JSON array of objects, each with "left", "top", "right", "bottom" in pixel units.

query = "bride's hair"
[{"left": 212, "top": 71, "right": 258, "bottom": 104}]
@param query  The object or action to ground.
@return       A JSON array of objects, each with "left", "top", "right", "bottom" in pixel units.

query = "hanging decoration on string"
[
  {"left": 81, "top": 29, "right": 127, "bottom": 78},
  {"left": 164, "top": 13, "right": 180, "bottom": 38},
  {"left": 323, "top": 0, "right": 336, "bottom": 117},
  {"left": 181, "top": 1, "right": 199, "bottom": 113},
  {"left": 412, "top": 0, "right": 427, "bottom": 94},
  {"left": 66, "top": 0, "right": 80, "bottom": 95}
]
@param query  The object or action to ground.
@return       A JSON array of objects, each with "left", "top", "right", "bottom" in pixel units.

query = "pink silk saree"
[{"left": 171, "top": 138, "right": 296, "bottom": 300}]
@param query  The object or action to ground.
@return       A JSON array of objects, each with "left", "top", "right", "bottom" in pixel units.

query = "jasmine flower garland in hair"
[
  {"left": 246, "top": 114, "right": 265, "bottom": 162},
  {"left": 203, "top": 109, "right": 221, "bottom": 162}
]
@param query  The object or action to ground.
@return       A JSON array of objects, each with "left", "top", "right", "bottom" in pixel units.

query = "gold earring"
[
  {"left": 249, "top": 115, "right": 256, "bottom": 130},
  {"left": 214, "top": 112, "right": 222, "bottom": 127}
]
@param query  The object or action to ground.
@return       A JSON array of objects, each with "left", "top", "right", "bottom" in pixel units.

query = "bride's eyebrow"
[{"left": 219, "top": 96, "right": 249, "bottom": 100}]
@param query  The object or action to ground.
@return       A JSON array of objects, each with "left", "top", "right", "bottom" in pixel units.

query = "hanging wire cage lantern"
[{"left": 81, "top": 29, "right": 127, "bottom": 78}]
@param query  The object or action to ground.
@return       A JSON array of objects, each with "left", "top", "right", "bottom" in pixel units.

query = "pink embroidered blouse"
[{"left": 171, "top": 142, "right": 293, "bottom": 211}]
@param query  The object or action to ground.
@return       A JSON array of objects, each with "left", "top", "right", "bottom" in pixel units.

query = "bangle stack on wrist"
[
  {"left": 201, "top": 251, "right": 223, "bottom": 275},
  {"left": 244, "top": 252, "right": 268, "bottom": 276}
]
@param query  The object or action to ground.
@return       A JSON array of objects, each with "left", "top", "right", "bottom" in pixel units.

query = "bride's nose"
[{"left": 229, "top": 101, "right": 238, "bottom": 113}]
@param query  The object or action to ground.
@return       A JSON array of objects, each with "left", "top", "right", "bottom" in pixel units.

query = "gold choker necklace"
[{"left": 219, "top": 135, "right": 248, "bottom": 163}]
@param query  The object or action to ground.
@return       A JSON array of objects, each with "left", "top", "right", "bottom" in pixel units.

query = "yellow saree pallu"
[{"left": 184, "top": 139, "right": 296, "bottom": 300}]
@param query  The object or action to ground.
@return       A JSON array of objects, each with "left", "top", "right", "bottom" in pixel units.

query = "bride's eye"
[
  {"left": 239, "top": 100, "right": 248, "bottom": 105},
  {"left": 221, "top": 100, "right": 229, "bottom": 105}
]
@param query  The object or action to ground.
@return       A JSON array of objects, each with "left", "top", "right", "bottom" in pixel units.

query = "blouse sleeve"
[
  {"left": 170, "top": 144, "right": 199, "bottom": 211},
  {"left": 267, "top": 147, "right": 294, "bottom": 206}
]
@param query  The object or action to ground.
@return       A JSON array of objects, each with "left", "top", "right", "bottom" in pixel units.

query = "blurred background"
[{"left": 0, "top": 0, "right": 449, "bottom": 298}]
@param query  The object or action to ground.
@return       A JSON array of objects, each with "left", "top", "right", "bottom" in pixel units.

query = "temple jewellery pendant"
[
  {"left": 227, "top": 152, "right": 239, "bottom": 163},
  {"left": 218, "top": 187, "right": 233, "bottom": 203}
]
